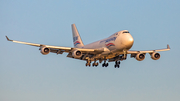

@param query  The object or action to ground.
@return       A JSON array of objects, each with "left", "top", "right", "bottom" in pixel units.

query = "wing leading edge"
[
  {"left": 5, "top": 36, "right": 101, "bottom": 54},
  {"left": 127, "top": 44, "right": 170, "bottom": 54}
]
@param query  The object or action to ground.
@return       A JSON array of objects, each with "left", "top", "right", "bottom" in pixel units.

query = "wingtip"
[
  {"left": 5, "top": 36, "right": 12, "bottom": 41},
  {"left": 71, "top": 23, "right": 75, "bottom": 26},
  {"left": 167, "top": 44, "right": 170, "bottom": 49}
]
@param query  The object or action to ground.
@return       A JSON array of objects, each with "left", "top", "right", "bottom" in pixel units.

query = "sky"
[{"left": 0, "top": 0, "right": 180, "bottom": 101}]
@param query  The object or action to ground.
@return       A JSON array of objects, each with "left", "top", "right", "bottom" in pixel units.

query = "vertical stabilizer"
[{"left": 72, "top": 24, "right": 84, "bottom": 48}]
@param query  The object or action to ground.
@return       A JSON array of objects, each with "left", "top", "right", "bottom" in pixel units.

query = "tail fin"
[{"left": 72, "top": 24, "right": 84, "bottom": 48}]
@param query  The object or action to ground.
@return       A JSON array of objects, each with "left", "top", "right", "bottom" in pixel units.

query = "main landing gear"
[
  {"left": 92, "top": 62, "right": 98, "bottom": 67},
  {"left": 86, "top": 60, "right": 99, "bottom": 67},
  {"left": 85, "top": 60, "right": 121, "bottom": 68},
  {"left": 102, "top": 60, "right": 108, "bottom": 67},
  {"left": 114, "top": 61, "right": 120, "bottom": 68},
  {"left": 86, "top": 62, "right": 91, "bottom": 67}
]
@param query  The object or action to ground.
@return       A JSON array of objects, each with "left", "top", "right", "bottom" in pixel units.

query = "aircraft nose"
[
  {"left": 123, "top": 33, "right": 134, "bottom": 49},
  {"left": 128, "top": 35, "right": 134, "bottom": 43}
]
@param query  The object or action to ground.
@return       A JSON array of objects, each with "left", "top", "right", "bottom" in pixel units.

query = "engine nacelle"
[
  {"left": 72, "top": 49, "right": 82, "bottom": 59},
  {"left": 136, "top": 53, "right": 145, "bottom": 61},
  {"left": 151, "top": 52, "right": 160, "bottom": 60},
  {"left": 41, "top": 47, "right": 50, "bottom": 55}
]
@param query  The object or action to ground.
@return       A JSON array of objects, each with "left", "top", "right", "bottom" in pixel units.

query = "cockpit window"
[{"left": 123, "top": 31, "right": 129, "bottom": 33}]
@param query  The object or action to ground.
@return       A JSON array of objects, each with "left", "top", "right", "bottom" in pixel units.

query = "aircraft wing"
[
  {"left": 127, "top": 44, "right": 170, "bottom": 54},
  {"left": 5, "top": 36, "right": 99, "bottom": 54}
]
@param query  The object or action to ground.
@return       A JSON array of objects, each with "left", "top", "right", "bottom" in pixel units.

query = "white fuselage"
[{"left": 83, "top": 30, "right": 134, "bottom": 53}]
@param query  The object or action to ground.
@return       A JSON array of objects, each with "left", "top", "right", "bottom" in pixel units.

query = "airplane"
[{"left": 6, "top": 24, "right": 170, "bottom": 68}]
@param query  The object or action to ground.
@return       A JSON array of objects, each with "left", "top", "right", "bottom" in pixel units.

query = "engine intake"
[
  {"left": 136, "top": 53, "right": 145, "bottom": 61},
  {"left": 72, "top": 49, "right": 82, "bottom": 58},
  {"left": 41, "top": 47, "right": 50, "bottom": 55},
  {"left": 151, "top": 52, "right": 160, "bottom": 60}
]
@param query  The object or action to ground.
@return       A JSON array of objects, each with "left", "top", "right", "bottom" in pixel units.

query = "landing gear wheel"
[
  {"left": 86, "top": 63, "right": 91, "bottom": 67},
  {"left": 117, "top": 65, "right": 120, "bottom": 68},
  {"left": 86, "top": 60, "right": 91, "bottom": 67},
  {"left": 114, "top": 61, "right": 120, "bottom": 68},
  {"left": 95, "top": 62, "right": 98, "bottom": 67},
  {"left": 102, "top": 63, "right": 108, "bottom": 67},
  {"left": 105, "top": 63, "right": 108, "bottom": 67},
  {"left": 92, "top": 62, "right": 98, "bottom": 67},
  {"left": 114, "top": 65, "right": 119, "bottom": 68},
  {"left": 92, "top": 63, "right": 95, "bottom": 67},
  {"left": 102, "top": 63, "right": 105, "bottom": 67}
]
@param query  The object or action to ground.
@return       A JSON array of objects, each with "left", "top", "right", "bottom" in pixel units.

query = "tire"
[
  {"left": 96, "top": 62, "right": 99, "bottom": 66},
  {"left": 106, "top": 63, "right": 109, "bottom": 67},
  {"left": 102, "top": 64, "right": 104, "bottom": 67}
]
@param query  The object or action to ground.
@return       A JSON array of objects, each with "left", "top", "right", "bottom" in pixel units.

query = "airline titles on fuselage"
[
  {"left": 100, "top": 37, "right": 117, "bottom": 48},
  {"left": 100, "top": 37, "right": 117, "bottom": 43}
]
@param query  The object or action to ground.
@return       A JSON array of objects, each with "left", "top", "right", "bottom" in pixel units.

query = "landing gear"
[
  {"left": 92, "top": 62, "right": 98, "bottom": 67},
  {"left": 102, "top": 60, "right": 108, "bottom": 67},
  {"left": 85, "top": 60, "right": 121, "bottom": 68},
  {"left": 114, "top": 61, "right": 120, "bottom": 68},
  {"left": 86, "top": 63, "right": 91, "bottom": 67},
  {"left": 102, "top": 63, "right": 108, "bottom": 67},
  {"left": 86, "top": 60, "right": 99, "bottom": 67},
  {"left": 85, "top": 60, "right": 91, "bottom": 67}
]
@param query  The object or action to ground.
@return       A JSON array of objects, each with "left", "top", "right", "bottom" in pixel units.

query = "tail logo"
[
  {"left": 74, "top": 41, "right": 81, "bottom": 46},
  {"left": 106, "top": 43, "right": 115, "bottom": 48}
]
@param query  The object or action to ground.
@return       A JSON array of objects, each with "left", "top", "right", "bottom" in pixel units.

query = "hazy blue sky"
[{"left": 0, "top": 0, "right": 180, "bottom": 101}]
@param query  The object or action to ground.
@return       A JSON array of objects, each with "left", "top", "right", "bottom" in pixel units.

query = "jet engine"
[
  {"left": 136, "top": 53, "right": 145, "bottom": 61},
  {"left": 72, "top": 49, "right": 82, "bottom": 58},
  {"left": 151, "top": 52, "right": 160, "bottom": 60},
  {"left": 41, "top": 47, "right": 50, "bottom": 55}
]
